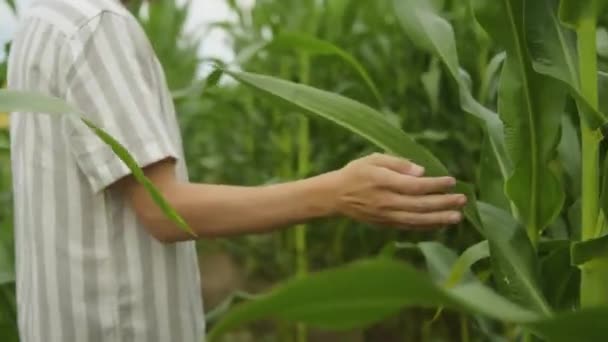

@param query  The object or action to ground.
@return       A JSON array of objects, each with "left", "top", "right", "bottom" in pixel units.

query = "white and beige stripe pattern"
[{"left": 8, "top": 0, "right": 204, "bottom": 341}]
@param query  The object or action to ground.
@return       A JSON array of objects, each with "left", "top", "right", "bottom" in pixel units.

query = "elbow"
[
  {"left": 131, "top": 192, "right": 187, "bottom": 244},
  {"left": 135, "top": 206, "right": 181, "bottom": 244}
]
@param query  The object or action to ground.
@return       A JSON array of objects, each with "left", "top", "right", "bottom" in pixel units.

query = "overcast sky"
[{"left": 0, "top": 0, "right": 239, "bottom": 64}]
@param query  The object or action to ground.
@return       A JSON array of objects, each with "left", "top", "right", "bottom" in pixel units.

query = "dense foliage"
[{"left": 5, "top": 0, "right": 608, "bottom": 341}]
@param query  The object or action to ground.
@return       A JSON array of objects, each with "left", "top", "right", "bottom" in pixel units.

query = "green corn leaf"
[
  {"left": 445, "top": 240, "right": 489, "bottom": 288},
  {"left": 478, "top": 134, "right": 510, "bottom": 210},
  {"left": 208, "top": 256, "right": 608, "bottom": 341},
  {"left": 571, "top": 234, "right": 608, "bottom": 265},
  {"left": 398, "top": 240, "right": 485, "bottom": 287},
  {"left": 540, "top": 243, "right": 579, "bottom": 310},
  {"left": 222, "top": 69, "right": 484, "bottom": 230},
  {"left": 0, "top": 90, "right": 195, "bottom": 236},
  {"left": 392, "top": 0, "right": 551, "bottom": 314},
  {"left": 479, "top": 52, "right": 506, "bottom": 106},
  {"left": 558, "top": 114, "right": 582, "bottom": 197},
  {"left": 417, "top": 242, "right": 459, "bottom": 283},
  {"left": 525, "top": 0, "right": 608, "bottom": 131},
  {"left": 393, "top": 0, "right": 510, "bottom": 182},
  {"left": 224, "top": 70, "right": 446, "bottom": 176},
  {"left": 207, "top": 258, "right": 541, "bottom": 341},
  {"left": 414, "top": 241, "right": 484, "bottom": 320},
  {"left": 472, "top": 0, "right": 566, "bottom": 241},
  {"left": 224, "top": 69, "right": 557, "bottom": 315},
  {"left": 477, "top": 202, "right": 551, "bottom": 314}
]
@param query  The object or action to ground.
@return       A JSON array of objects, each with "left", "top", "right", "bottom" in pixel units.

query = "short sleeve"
[{"left": 63, "top": 12, "right": 179, "bottom": 193}]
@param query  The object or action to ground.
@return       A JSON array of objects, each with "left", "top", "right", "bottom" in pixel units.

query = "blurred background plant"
[{"left": 0, "top": 0, "right": 520, "bottom": 341}]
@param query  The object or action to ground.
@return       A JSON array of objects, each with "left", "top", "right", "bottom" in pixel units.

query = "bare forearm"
[
  {"left": 124, "top": 154, "right": 465, "bottom": 244},
  {"left": 139, "top": 172, "right": 339, "bottom": 242}
]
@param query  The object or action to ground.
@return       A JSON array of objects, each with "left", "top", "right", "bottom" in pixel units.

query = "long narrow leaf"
[
  {"left": 526, "top": 0, "right": 608, "bottom": 131},
  {"left": 477, "top": 202, "right": 551, "bottom": 313},
  {"left": 393, "top": 0, "right": 510, "bottom": 182},
  {"left": 224, "top": 71, "right": 446, "bottom": 175},
  {"left": 0, "top": 90, "right": 195, "bottom": 236},
  {"left": 224, "top": 70, "right": 560, "bottom": 315},
  {"left": 208, "top": 257, "right": 608, "bottom": 342},
  {"left": 223, "top": 69, "right": 484, "bottom": 230},
  {"left": 207, "top": 258, "right": 541, "bottom": 341},
  {"left": 472, "top": 0, "right": 565, "bottom": 240}
]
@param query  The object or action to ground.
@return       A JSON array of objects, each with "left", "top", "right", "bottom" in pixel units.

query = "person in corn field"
[{"left": 7, "top": 0, "right": 468, "bottom": 341}]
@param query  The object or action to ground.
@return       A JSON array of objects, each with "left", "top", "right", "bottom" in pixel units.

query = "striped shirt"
[{"left": 8, "top": 0, "right": 205, "bottom": 341}]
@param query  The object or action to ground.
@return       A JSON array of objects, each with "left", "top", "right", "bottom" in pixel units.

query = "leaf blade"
[
  {"left": 472, "top": 0, "right": 566, "bottom": 240},
  {"left": 207, "top": 258, "right": 541, "bottom": 340}
]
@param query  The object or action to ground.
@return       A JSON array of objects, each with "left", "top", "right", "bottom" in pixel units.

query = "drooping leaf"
[
  {"left": 479, "top": 52, "right": 506, "bottom": 106},
  {"left": 525, "top": 0, "right": 607, "bottom": 131},
  {"left": 224, "top": 70, "right": 444, "bottom": 174},
  {"left": 225, "top": 69, "right": 554, "bottom": 316},
  {"left": 478, "top": 134, "right": 510, "bottom": 210},
  {"left": 208, "top": 257, "right": 608, "bottom": 342},
  {"left": 393, "top": 0, "right": 510, "bottom": 182},
  {"left": 0, "top": 90, "right": 195, "bottom": 236},
  {"left": 223, "top": 69, "right": 483, "bottom": 230},
  {"left": 207, "top": 258, "right": 541, "bottom": 341},
  {"left": 477, "top": 202, "right": 551, "bottom": 314},
  {"left": 472, "top": 0, "right": 566, "bottom": 241}
]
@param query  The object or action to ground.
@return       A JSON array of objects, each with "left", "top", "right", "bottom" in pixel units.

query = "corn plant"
[{"left": 206, "top": 0, "right": 608, "bottom": 340}]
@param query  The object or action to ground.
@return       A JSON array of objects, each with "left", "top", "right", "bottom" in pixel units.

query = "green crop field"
[{"left": 4, "top": 0, "right": 608, "bottom": 341}]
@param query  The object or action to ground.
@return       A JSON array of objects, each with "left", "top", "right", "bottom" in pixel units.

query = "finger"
[
  {"left": 368, "top": 153, "right": 425, "bottom": 176},
  {"left": 386, "top": 210, "right": 462, "bottom": 227},
  {"left": 374, "top": 168, "right": 456, "bottom": 195},
  {"left": 379, "top": 193, "right": 467, "bottom": 212}
]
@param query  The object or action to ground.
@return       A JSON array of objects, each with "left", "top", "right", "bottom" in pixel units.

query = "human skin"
[{"left": 114, "top": 154, "right": 466, "bottom": 243}]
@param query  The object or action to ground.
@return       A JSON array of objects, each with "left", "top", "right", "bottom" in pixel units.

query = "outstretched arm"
[{"left": 115, "top": 153, "right": 467, "bottom": 243}]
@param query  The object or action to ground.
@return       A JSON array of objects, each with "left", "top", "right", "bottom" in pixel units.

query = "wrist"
[{"left": 305, "top": 170, "right": 341, "bottom": 218}]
